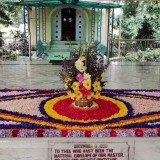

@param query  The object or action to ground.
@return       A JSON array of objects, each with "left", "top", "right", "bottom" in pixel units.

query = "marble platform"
[
  {"left": 0, "top": 138, "right": 160, "bottom": 160},
  {"left": 0, "top": 60, "right": 159, "bottom": 89},
  {"left": 0, "top": 60, "right": 159, "bottom": 160}
]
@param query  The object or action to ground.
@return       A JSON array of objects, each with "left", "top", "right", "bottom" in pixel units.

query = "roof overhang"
[{"left": 5, "top": 0, "right": 124, "bottom": 9}]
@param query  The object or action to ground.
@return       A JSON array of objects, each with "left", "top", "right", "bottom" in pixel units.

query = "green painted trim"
[
  {"left": 6, "top": 1, "right": 124, "bottom": 8},
  {"left": 42, "top": 7, "right": 46, "bottom": 42},
  {"left": 100, "top": 9, "right": 102, "bottom": 43},
  {"left": 110, "top": 8, "right": 114, "bottom": 57},
  {"left": 97, "top": 8, "right": 102, "bottom": 43},
  {"left": 35, "top": 7, "right": 40, "bottom": 54},
  {"left": 91, "top": 8, "right": 95, "bottom": 42}
]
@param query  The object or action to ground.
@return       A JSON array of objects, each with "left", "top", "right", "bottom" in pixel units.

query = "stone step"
[
  {"left": 47, "top": 51, "right": 70, "bottom": 64},
  {"left": 51, "top": 40, "right": 85, "bottom": 45},
  {"left": 50, "top": 47, "right": 70, "bottom": 51},
  {"left": 50, "top": 46, "right": 79, "bottom": 51},
  {"left": 47, "top": 51, "right": 70, "bottom": 58},
  {"left": 47, "top": 40, "right": 87, "bottom": 64}
]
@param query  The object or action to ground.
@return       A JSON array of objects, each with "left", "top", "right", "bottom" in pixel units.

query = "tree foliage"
[
  {"left": 119, "top": 0, "right": 160, "bottom": 39},
  {"left": 0, "top": 2, "right": 20, "bottom": 27}
]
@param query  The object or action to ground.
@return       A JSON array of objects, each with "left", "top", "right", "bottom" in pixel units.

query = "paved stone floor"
[{"left": 0, "top": 60, "right": 160, "bottom": 89}]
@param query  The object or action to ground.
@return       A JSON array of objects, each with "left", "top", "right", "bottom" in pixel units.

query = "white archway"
[{"left": 49, "top": 6, "right": 89, "bottom": 41}]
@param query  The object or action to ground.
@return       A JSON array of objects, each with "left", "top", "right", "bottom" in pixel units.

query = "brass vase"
[{"left": 75, "top": 98, "right": 93, "bottom": 108}]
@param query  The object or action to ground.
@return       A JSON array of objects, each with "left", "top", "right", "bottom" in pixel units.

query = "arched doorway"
[
  {"left": 52, "top": 7, "right": 86, "bottom": 41},
  {"left": 62, "top": 8, "right": 76, "bottom": 41}
]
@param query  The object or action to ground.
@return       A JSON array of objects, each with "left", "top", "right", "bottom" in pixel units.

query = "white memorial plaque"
[{"left": 51, "top": 142, "right": 129, "bottom": 160}]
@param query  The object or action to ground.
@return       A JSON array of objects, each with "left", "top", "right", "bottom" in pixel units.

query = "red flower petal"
[
  {"left": 157, "top": 129, "right": 160, "bottom": 136},
  {"left": 61, "top": 130, "right": 68, "bottom": 137},
  {"left": 85, "top": 130, "right": 91, "bottom": 137},
  {"left": 53, "top": 98, "right": 120, "bottom": 121},
  {"left": 12, "top": 129, "right": 19, "bottom": 137},
  {"left": 135, "top": 129, "right": 143, "bottom": 137},
  {"left": 37, "top": 129, "right": 45, "bottom": 137},
  {"left": 110, "top": 130, "right": 117, "bottom": 137}
]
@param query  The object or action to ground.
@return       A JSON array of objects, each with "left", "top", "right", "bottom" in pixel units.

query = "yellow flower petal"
[
  {"left": 72, "top": 82, "right": 79, "bottom": 91},
  {"left": 92, "top": 81, "right": 102, "bottom": 92},
  {"left": 75, "top": 91, "right": 82, "bottom": 100},
  {"left": 83, "top": 79, "right": 91, "bottom": 90}
]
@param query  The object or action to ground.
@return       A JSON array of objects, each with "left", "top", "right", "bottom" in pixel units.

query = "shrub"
[{"left": 124, "top": 48, "right": 160, "bottom": 62}]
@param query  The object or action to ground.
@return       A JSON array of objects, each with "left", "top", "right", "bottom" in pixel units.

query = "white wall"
[{"left": 0, "top": 138, "right": 159, "bottom": 160}]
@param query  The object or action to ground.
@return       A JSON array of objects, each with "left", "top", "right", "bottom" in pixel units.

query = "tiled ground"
[{"left": 0, "top": 60, "right": 159, "bottom": 89}]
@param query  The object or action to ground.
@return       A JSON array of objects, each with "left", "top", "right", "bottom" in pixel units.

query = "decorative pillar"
[
  {"left": 35, "top": 7, "right": 40, "bottom": 55},
  {"left": 97, "top": 8, "right": 102, "bottom": 43},
  {"left": 42, "top": 7, "right": 46, "bottom": 43},
  {"left": 91, "top": 8, "right": 95, "bottom": 42}
]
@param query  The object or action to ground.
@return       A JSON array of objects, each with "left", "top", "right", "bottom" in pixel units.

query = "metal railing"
[{"left": 111, "top": 39, "right": 160, "bottom": 62}]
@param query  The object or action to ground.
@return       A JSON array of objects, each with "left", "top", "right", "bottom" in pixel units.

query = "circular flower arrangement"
[
  {"left": 43, "top": 95, "right": 128, "bottom": 130},
  {"left": 0, "top": 88, "right": 160, "bottom": 137}
]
